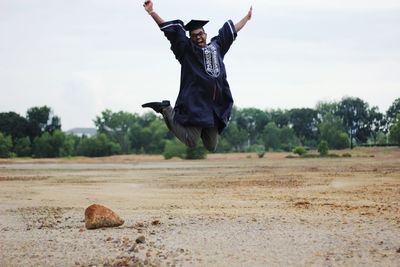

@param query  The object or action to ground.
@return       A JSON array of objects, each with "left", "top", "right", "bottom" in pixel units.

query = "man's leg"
[
  {"left": 162, "top": 106, "right": 201, "bottom": 148},
  {"left": 200, "top": 127, "right": 219, "bottom": 152}
]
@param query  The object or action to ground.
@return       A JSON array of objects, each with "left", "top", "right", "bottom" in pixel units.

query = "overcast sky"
[{"left": 1, "top": 0, "right": 399, "bottom": 130}]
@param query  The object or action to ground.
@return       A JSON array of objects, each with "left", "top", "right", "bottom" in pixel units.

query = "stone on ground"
[{"left": 84, "top": 204, "right": 124, "bottom": 229}]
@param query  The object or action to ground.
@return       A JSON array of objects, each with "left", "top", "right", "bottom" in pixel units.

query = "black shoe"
[{"left": 142, "top": 100, "right": 170, "bottom": 113}]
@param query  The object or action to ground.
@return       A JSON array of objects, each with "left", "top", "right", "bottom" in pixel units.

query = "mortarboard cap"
[{"left": 184, "top": 20, "right": 209, "bottom": 32}]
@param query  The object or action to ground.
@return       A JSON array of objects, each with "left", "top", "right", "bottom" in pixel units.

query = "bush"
[
  {"left": 14, "top": 137, "right": 31, "bottom": 157},
  {"left": 293, "top": 146, "right": 306, "bottom": 156},
  {"left": 0, "top": 132, "right": 12, "bottom": 158},
  {"left": 185, "top": 145, "right": 208, "bottom": 160},
  {"left": 163, "top": 139, "right": 186, "bottom": 159},
  {"left": 77, "top": 134, "right": 121, "bottom": 157},
  {"left": 33, "top": 132, "right": 54, "bottom": 158},
  {"left": 376, "top": 132, "right": 388, "bottom": 145},
  {"left": 318, "top": 140, "right": 329, "bottom": 156},
  {"left": 32, "top": 130, "right": 70, "bottom": 158},
  {"left": 326, "top": 153, "right": 340, "bottom": 158},
  {"left": 389, "top": 113, "right": 400, "bottom": 145},
  {"left": 249, "top": 144, "right": 265, "bottom": 158},
  {"left": 342, "top": 153, "right": 352, "bottom": 157},
  {"left": 336, "top": 132, "right": 350, "bottom": 149},
  {"left": 300, "top": 154, "right": 320, "bottom": 158},
  {"left": 59, "top": 134, "right": 77, "bottom": 157}
]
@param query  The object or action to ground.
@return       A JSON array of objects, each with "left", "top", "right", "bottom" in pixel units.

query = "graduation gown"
[{"left": 159, "top": 19, "right": 237, "bottom": 133}]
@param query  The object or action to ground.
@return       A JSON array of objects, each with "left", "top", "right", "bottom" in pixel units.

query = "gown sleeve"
[
  {"left": 211, "top": 20, "right": 237, "bottom": 57},
  {"left": 159, "top": 20, "right": 189, "bottom": 62}
]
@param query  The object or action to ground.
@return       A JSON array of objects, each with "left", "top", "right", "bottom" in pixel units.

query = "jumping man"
[{"left": 142, "top": 0, "right": 252, "bottom": 151}]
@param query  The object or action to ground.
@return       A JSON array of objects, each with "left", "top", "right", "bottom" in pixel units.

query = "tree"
[
  {"left": 0, "top": 112, "right": 28, "bottom": 141},
  {"left": 0, "top": 132, "right": 13, "bottom": 158},
  {"left": 279, "top": 126, "right": 299, "bottom": 151},
  {"left": 94, "top": 110, "right": 139, "bottom": 154},
  {"left": 220, "top": 123, "right": 248, "bottom": 152},
  {"left": 129, "top": 117, "right": 169, "bottom": 154},
  {"left": 45, "top": 116, "right": 62, "bottom": 134},
  {"left": 236, "top": 108, "right": 269, "bottom": 147},
  {"left": 289, "top": 108, "right": 319, "bottom": 146},
  {"left": 315, "top": 101, "right": 339, "bottom": 119},
  {"left": 33, "top": 131, "right": 60, "bottom": 158},
  {"left": 270, "top": 109, "right": 289, "bottom": 128},
  {"left": 32, "top": 132, "right": 54, "bottom": 158},
  {"left": 14, "top": 137, "right": 32, "bottom": 157},
  {"left": 389, "top": 113, "right": 400, "bottom": 145},
  {"left": 61, "top": 134, "right": 80, "bottom": 157},
  {"left": 336, "top": 97, "right": 370, "bottom": 148},
  {"left": 26, "top": 106, "right": 61, "bottom": 140},
  {"left": 77, "top": 134, "right": 121, "bottom": 157},
  {"left": 368, "top": 106, "right": 386, "bottom": 144},
  {"left": 262, "top": 122, "right": 280, "bottom": 151},
  {"left": 318, "top": 113, "right": 349, "bottom": 149},
  {"left": 386, "top": 98, "right": 400, "bottom": 126}
]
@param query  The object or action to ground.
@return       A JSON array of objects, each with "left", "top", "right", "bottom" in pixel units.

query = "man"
[{"left": 142, "top": 0, "right": 252, "bottom": 151}]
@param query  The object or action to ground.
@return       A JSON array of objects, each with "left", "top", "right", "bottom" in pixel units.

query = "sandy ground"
[{"left": 0, "top": 147, "right": 399, "bottom": 266}]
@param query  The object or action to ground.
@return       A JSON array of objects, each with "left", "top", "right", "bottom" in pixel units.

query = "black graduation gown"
[{"left": 159, "top": 19, "right": 237, "bottom": 133}]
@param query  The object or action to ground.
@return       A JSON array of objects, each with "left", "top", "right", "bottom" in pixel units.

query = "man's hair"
[{"left": 190, "top": 27, "right": 205, "bottom": 35}]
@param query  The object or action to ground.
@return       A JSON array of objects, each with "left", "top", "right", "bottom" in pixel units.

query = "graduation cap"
[{"left": 184, "top": 20, "right": 209, "bottom": 32}]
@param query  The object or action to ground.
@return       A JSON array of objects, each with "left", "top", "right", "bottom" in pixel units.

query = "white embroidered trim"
[
  {"left": 227, "top": 20, "right": 236, "bottom": 41},
  {"left": 203, "top": 44, "right": 220, "bottom": 78}
]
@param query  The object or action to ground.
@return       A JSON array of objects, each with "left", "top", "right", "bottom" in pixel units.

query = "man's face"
[{"left": 190, "top": 28, "right": 207, "bottom": 48}]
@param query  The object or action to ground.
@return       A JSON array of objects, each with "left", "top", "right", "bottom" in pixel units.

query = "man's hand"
[
  {"left": 235, "top": 6, "right": 253, "bottom": 32},
  {"left": 246, "top": 6, "right": 253, "bottom": 21},
  {"left": 143, "top": 0, "right": 165, "bottom": 25},
  {"left": 143, "top": 0, "right": 153, "bottom": 14}
]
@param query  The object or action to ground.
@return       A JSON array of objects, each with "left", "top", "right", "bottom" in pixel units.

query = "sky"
[{"left": 0, "top": 0, "right": 399, "bottom": 130}]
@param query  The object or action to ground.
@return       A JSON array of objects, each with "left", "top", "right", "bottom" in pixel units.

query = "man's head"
[{"left": 185, "top": 20, "right": 209, "bottom": 48}]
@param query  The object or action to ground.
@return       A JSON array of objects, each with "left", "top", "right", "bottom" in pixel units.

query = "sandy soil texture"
[{"left": 0, "top": 148, "right": 399, "bottom": 266}]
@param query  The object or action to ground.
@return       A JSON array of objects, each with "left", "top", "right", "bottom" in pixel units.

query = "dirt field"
[{"left": 1, "top": 147, "right": 399, "bottom": 266}]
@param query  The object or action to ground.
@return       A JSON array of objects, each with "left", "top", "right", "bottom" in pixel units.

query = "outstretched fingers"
[
  {"left": 143, "top": 0, "right": 153, "bottom": 11},
  {"left": 247, "top": 6, "right": 253, "bottom": 20}
]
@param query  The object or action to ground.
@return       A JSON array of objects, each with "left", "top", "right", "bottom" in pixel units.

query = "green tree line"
[{"left": 0, "top": 97, "right": 399, "bottom": 158}]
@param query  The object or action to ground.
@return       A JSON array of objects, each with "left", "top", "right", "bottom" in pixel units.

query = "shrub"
[
  {"left": 163, "top": 139, "right": 186, "bottom": 159},
  {"left": 389, "top": 113, "right": 400, "bottom": 145},
  {"left": 301, "top": 154, "right": 320, "bottom": 158},
  {"left": 14, "top": 137, "right": 32, "bottom": 157},
  {"left": 251, "top": 144, "right": 266, "bottom": 158},
  {"left": 32, "top": 130, "right": 69, "bottom": 158},
  {"left": 77, "top": 134, "right": 121, "bottom": 157},
  {"left": 0, "top": 132, "right": 12, "bottom": 158},
  {"left": 318, "top": 140, "right": 329, "bottom": 156},
  {"left": 342, "top": 153, "right": 352, "bottom": 158},
  {"left": 326, "top": 153, "right": 340, "bottom": 158},
  {"left": 185, "top": 145, "right": 208, "bottom": 160},
  {"left": 376, "top": 132, "right": 387, "bottom": 145},
  {"left": 293, "top": 146, "right": 306, "bottom": 156},
  {"left": 336, "top": 132, "right": 350, "bottom": 149}
]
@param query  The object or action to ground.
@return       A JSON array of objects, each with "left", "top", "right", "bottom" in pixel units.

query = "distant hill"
[{"left": 66, "top": 127, "right": 97, "bottom": 137}]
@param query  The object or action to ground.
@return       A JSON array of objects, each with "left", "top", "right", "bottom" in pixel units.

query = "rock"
[
  {"left": 128, "top": 243, "right": 137, "bottom": 252},
  {"left": 151, "top": 220, "right": 161, "bottom": 225},
  {"left": 136, "top": 235, "right": 146, "bottom": 244},
  {"left": 84, "top": 204, "right": 124, "bottom": 229}
]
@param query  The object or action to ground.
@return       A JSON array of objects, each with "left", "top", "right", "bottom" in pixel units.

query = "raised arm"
[
  {"left": 143, "top": 0, "right": 165, "bottom": 25},
  {"left": 235, "top": 6, "right": 252, "bottom": 32}
]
